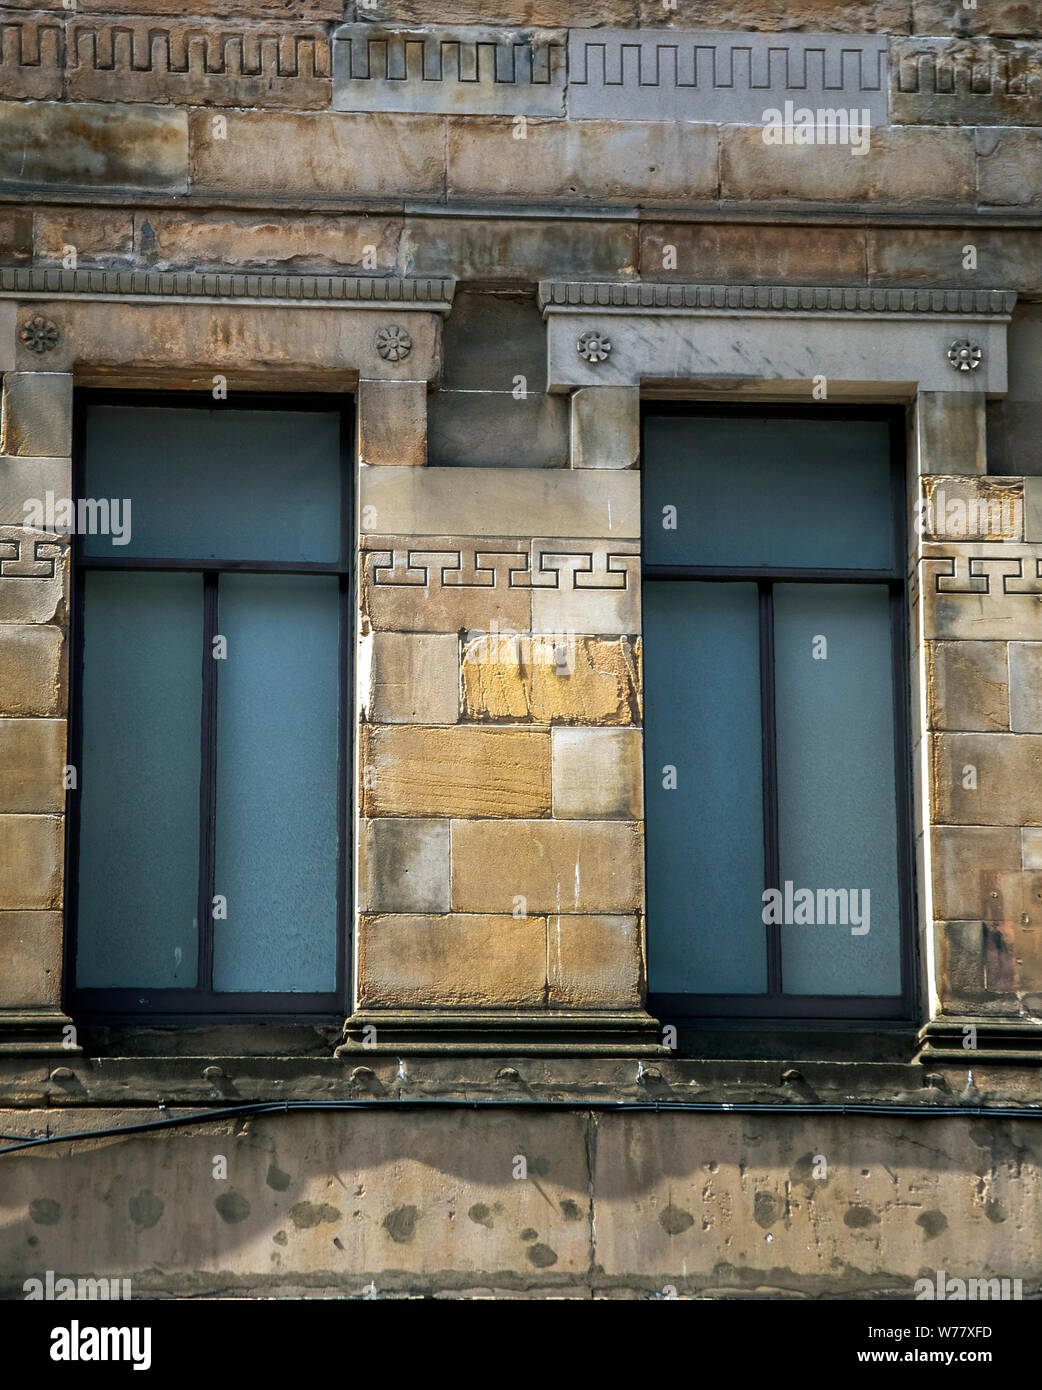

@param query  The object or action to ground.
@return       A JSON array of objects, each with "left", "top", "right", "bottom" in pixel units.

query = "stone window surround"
[
  {"left": 0, "top": 268, "right": 454, "bottom": 1055},
  {"left": 539, "top": 278, "right": 1019, "bottom": 1058},
  {"left": 0, "top": 270, "right": 1021, "bottom": 1060}
]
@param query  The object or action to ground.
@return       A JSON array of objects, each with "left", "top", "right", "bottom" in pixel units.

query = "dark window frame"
[
  {"left": 65, "top": 389, "right": 354, "bottom": 1023},
  {"left": 640, "top": 401, "right": 918, "bottom": 1025}
]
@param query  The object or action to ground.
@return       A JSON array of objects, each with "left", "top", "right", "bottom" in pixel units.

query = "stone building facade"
[{"left": 2, "top": 0, "right": 1042, "bottom": 1299}]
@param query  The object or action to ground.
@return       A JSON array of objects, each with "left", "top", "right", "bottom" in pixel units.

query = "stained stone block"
[
  {"left": 0, "top": 719, "right": 65, "bottom": 814},
  {"left": 0, "top": 456, "right": 71, "bottom": 526},
  {"left": 462, "top": 634, "right": 641, "bottom": 725},
  {"left": 639, "top": 0, "right": 911, "bottom": 31},
  {"left": 401, "top": 215, "right": 638, "bottom": 282},
  {"left": 360, "top": 631, "right": 459, "bottom": 724},
  {"left": 914, "top": 395, "right": 988, "bottom": 478},
  {"left": 920, "top": 477, "right": 1022, "bottom": 542},
  {"left": 361, "top": 725, "right": 551, "bottom": 818},
  {"left": 447, "top": 116, "right": 718, "bottom": 205},
  {"left": 720, "top": 126, "right": 976, "bottom": 210},
  {"left": 360, "top": 535, "right": 532, "bottom": 635},
  {"left": 937, "top": 920, "right": 988, "bottom": 1002},
  {"left": 0, "top": 15, "right": 62, "bottom": 101},
  {"left": 893, "top": 38, "right": 1042, "bottom": 127},
  {"left": 357, "top": 912, "right": 546, "bottom": 1008},
  {"left": 1022, "top": 827, "right": 1042, "bottom": 870},
  {"left": 125, "top": 211, "right": 401, "bottom": 273},
  {"left": 0, "top": 529, "right": 67, "bottom": 625},
  {"left": 977, "top": 129, "right": 1042, "bottom": 209},
  {"left": 931, "top": 825, "right": 1021, "bottom": 920},
  {"left": 428, "top": 392, "right": 568, "bottom": 469},
  {"left": 189, "top": 110, "right": 446, "bottom": 201},
  {"left": 547, "top": 914, "right": 642, "bottom": 1008},
  {"left": 530, "top": 538, "right": 640, "bottom": 636},
  {"left": 450, "top": 818, "right": 644, "bottom": 913},
  {"left": 640, "top": 222, "right": 866, "bottom": 285},
  {"left": 0, "top": 103, "right": 189, "bottom": 194},
  {"left": 0, "top": 377, "right": 72, "bottom": 459},
  {"left": 1009, "top": 642, "right": 1042, "bottom": 732},
  {"left": 0, "top": 624, "right": 64, "bottom": 717},
  {"left": 358, "top": 379, "right": 427, "bottom": 467},
  {"left": 1026, "top": 477, "right": 1042, "bottom": 540},
  {"left": 32, "top": 209, "right": 134, "bottom": 266},
  {"left": 334, "top": 24, "right": 567, "bottom": 116},
  {"left": 357, "top": 818, "right": 450, "bottom": 913},
  {"left": 67, "top": 18, "right": 333, "bottom": 109},
  {"left": 360, "top": 1, "right": 637, "bottom": 21},
  {"left": 0, "top": 911, "right": 62, "bottom": 1008},
  {"left": 0, "top": 208, "right": 32, "bottom": 263},
  {"left": 43, "top": 298, "right": 443, "bottom": 383},
  {"left": 551, "top": 727, "right": 643, "bottom": 818},
  {"left": 570, "top": 386, "right": 639, "bottom": 470},
  {"left": 932, "top": 732, "right": 1042, "bottom": 825},
  {"left": 79, "top": 0, "right": 341, "bottom": 13},
  {"left": 926, "top": 641, "right": 1009, "bottom": 732},
  {"left": 0, "top": 814, "right": 62, "bottom": 910},
  {"left": 913, "top": 0, "right": 1042, "bottom": 37},
  {"left": 866, "top": 227, "right": 1042, "bottom": 294},
  {"left": 358, "top": 466, "right": 639, "bottom": 539},
  {"left": 920, "top": 543, "right": 1042, "bottom": 642}
]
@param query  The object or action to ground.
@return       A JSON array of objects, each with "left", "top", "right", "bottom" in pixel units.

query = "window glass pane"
[
  {"left": 213, "top": 574, "right": 340, "bottom": 993},
  {"left": 644, "top": 581, "right": 767, "bottom": 994},
  {"left": 82, "top": 405, "right": 342, "bottom": 563},
  {"left": 643, "top": 415, "right": 894, "bottom": 570},
  {"left": 774, "top": 583, "right": 902, "bottom": 996},
  {"left": 76, "top": 572, "right": 202, "bottom": 988}
]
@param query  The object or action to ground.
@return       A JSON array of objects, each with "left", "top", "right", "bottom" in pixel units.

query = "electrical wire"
[{"left": 2, "top": 1095, "right": 1041, "bottom": 1157}]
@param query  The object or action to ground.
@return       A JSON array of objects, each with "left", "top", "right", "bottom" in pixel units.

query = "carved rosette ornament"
[
  {"left": 577, "top": 330, "right": 612, "bottom": 363},
  {"left": 19, "top": 313, "right": 61, "bottom": 354},
  {"left": 947, "top": 339, "right": 982, "bottom": 372},
  {"left": 374, "top": 325, "right": 412, "bottom": 363}
]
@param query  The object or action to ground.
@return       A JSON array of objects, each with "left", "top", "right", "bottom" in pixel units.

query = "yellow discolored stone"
[
  {"left": 361, "top": 725, "right": 550, "bottom": 818},
  {"left": 0, "top": 624, "right": 64, "bottom": 717},
  {"left": 357, "top": 913, "right": 546, "bottom": 1008},
  {"left": 461, "top": 633, "right": 641, "bottom": 725}
]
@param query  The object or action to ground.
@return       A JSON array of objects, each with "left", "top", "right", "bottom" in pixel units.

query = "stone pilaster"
[
  {"left": 914, "top": 393, "right": 1042, "bottom": 1061},
  {"left": 342, "top": 463, "right": 662, "bottom": 1054}
]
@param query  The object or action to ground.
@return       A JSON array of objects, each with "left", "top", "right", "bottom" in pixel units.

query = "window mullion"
[
  {"left": 197, "top": 571, "right": 219, "bottom": 998},
  {"left": 759, "top": 580, "right": 782, "bottom": 998}
]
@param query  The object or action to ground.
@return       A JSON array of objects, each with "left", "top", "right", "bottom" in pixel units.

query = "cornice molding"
[
  {"left": 538, "top": 281, "right": 1018, "bottom": 318},
  {"left": 0, "top": 268, "right": 457, "bottom": 313}
]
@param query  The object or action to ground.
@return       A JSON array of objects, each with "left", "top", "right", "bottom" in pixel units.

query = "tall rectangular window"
[
  {"left": 70, "top": 395, "right": 350, "bottom": 1016},
  {"left": 642, "top": 408, "right": 913, "bottom": 1020}
]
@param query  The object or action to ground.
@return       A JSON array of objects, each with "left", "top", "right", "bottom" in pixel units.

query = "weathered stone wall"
[
  {"left": 3, "top": 1058, "right": 1041, "bottom": 1300},
  {"left": 3, "top": 0, "right": 1042, "bottom": 1298}
]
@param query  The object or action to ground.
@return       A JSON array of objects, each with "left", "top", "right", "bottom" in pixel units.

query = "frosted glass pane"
[
  {"left": 76, "top": 572, "right": 201, "bottom": 988},
  {"left": 643, "top": 415, "right": 894, "bottom": 570},
  {"left": 82, "top": 405, "right": 341, "bottom": 562},
  {"left": 644, "top": 581, "right": 767, "bottom": 994},
  {"left": 774, "top": 584, "right": 901, "bottom": 996},
  {"left": 213, "top": 574, "right": 340, "bottom": 993}
]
